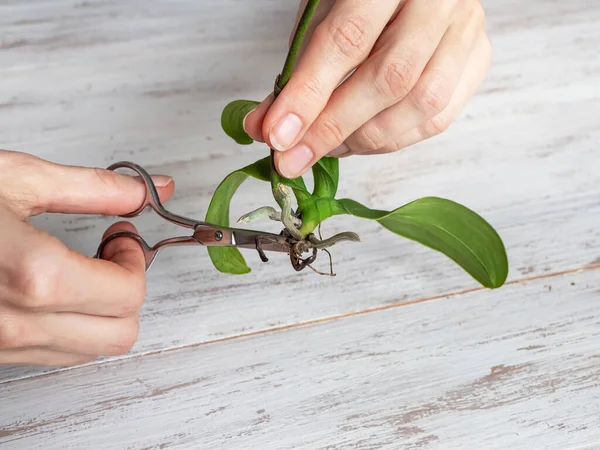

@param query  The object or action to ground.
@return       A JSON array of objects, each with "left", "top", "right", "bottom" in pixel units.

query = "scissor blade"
[
  {"left": 193, "top": 226, "right": 292, "bottom": 254},
  {"left": 233, "top": 229, "right": 292, "bottom": 253}
]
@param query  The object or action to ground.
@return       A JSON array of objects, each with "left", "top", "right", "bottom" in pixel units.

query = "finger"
[
  {"left": 0, "top": 150, "right": 175, "bottom": 218},
  {"left": 4, "top": 221, "right": 147, "bottom": 318},
  {"left": 98, "top": 221, "right": 147, "bottom": 277},
  {"left": 344, "top": 3, "right": 484, "bottom": 154},
  {"left": 57, "top": 221, "right": 147, "bottom": 317},
  {"left": 0, "top": 348, "right": 96, "bottom": 367},
  {"left": 276, "top": 0, "right": 457, "bottom": 178},
  {"left": 38, "top": 312, "right": 140, "bottom": 357},
  {"left": 358, "top": 31, "right": 492, "bottom": 155},
  {"left": 262, "top": 0, "right": 399, "bottom": 152},
  {"left": 1, "top": 285, "right": 140, "bottom": 356},
  {"left": 243, "top": 93, "right": 274, "bottom": 142}
]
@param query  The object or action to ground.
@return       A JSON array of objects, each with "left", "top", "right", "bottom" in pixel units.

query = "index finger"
[{"left": 262, "top": 0, "right": 398, "bottom": 152}]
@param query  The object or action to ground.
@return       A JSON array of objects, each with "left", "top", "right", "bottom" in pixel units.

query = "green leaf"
[
  {"left": 297, "top": 197, "right": 338, "bottom": 236},
  {"left": 312, "top": 157, "right": 339, "bottom": 198},
  {"left": 207, "top": 247, "right": 252, "bottom": 275},
  {"left": 221, "top": 100, "right": 260, "bottom": 145},
  {"left": 333, "top": 197, "right": 508, "bottom": 289},
  {"left": 205, "top": 157, "right": 310, "bottom": 274},
  {"left": 205, "top": 171, "right": 251, "bottom": 274}
]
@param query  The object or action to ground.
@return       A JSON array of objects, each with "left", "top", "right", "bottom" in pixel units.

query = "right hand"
[{"left": 0, "top": 150, "right": 174, "bottom": 367}]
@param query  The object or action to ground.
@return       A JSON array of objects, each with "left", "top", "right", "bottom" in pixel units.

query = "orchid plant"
[{"left": 205, "top": 0, "right": 508, "bottom": 289}]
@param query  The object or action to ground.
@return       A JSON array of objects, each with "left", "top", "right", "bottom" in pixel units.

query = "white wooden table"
[{"left": 1, "top": 1, "right": 599, "bottom": 448}]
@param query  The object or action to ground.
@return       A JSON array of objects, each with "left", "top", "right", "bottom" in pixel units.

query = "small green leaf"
[
  {"left": 206, "top": 171, "right": 251, "bottom": 274},
  {"left": 221, "top": 100, "right": 260, "bottom": 145},
  {"left": 205, "top": 157, "right": 310, "bottom": 274},
  {"left": 207, "top": 247, "right": 251, "bottom": 275},
  {"left": 333, "top": 197, "right": 508, "bottom": 289},
  {"left": 312, "top": 157, "right": 339, "bottom": 198}
]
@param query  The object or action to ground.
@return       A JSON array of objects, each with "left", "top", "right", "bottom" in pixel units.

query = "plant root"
[
  {"left": 238, "top": 206, "right": 302, "bottom": 228},
  {"left": 307, "top": 232, "right": 361, "bottom": 250},
  {"left": 277, "top": 183, "right": 304, "bottom": 241},
  {"left": 251, "top": 185, "right": 358, "bottom": 276}
]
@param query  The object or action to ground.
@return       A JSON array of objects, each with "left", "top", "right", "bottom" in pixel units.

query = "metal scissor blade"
[
  {"left": 232, "top": 229, "right": 293, "bottom": 253},
  {"left": 193, "top": 226, "right": 293, "bottom": 254}
]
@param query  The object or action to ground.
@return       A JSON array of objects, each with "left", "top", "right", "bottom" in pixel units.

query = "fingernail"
[
  {"left": 279, "top": 144, "right": 313, "bottom": 178},
  {"left": 329, "top": 143, "right": 349, "bottom": 157},
  {"left": 242, "top": 107, "right": 258, "bottom": 135},
  {"left": 269, "top": 113, "right": 303, "bottom": 151},
  {"left": 149, "top": 175, "right": 173, "bottom": 187}
]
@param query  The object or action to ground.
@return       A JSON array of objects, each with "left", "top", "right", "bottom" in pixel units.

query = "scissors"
[{"left": 95, "top": 161, "right": 297, "bottom": 272}]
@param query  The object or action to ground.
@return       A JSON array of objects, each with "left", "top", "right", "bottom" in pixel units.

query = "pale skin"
[
  {"left": 1, "top": 0, "right": 491, "bottom": 367},
  {"left": 0, "top": 150, "right": 174, "bottom": 366},
  {"left": 244, "top": 0, "right": 492, "bottom": 179}
]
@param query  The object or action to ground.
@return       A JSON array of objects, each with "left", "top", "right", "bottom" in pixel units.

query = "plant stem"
[
  {"left": 275, "top": 0, "right": 321, "bottom": 96},
  {"left": 270, "top": 0, "right": 321, "bottom": 210}
]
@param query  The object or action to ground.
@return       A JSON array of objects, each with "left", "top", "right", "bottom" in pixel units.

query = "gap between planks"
[{"left": 2, "top": 260, "right": 599, "bottom": 387}]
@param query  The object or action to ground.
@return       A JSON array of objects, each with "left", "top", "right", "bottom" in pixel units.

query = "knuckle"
[
  {"left": 13, "top": 240, "right": 63, "bottom": 311},
  {"left": 314, "top": 116, "right": 346, "bottom": 147},
  {"left": 423, "top": 113, "right": 453, "bottom": 137},
  {"left": 374, "top": 55, "right": 416, "bottom": 100},
  {"left": 298, "top": 74, "right": 326, "bottom": 104},
  {"left": 412, "top": 78, "right": 452, "bottom": 117},
  {"left": 325, "top": 16, "right": 372, "bottom": 60},
  {"left": 355, "top": 124, "right": 385, "bottom": 152}
]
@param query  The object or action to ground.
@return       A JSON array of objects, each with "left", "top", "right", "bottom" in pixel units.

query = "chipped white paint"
[
  {"left": 2, "top": 272, "right": 600, "bottom": 449},
  {"left": 1, "top": 0, "right": 600, "bottom": 448}
]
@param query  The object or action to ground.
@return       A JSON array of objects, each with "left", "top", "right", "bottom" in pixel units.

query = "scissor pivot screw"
[{"left": 215, "top": 230, "right": 223, "bottom": 241}]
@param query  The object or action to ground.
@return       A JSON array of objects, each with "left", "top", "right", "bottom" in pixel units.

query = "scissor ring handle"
[{"left": 95, "top": 231, "right": 158, "bottom": 273}]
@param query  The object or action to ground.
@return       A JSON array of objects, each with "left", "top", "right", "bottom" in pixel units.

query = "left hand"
[{"left": 244, "top": 0, "right": 492, "bottom": 179}]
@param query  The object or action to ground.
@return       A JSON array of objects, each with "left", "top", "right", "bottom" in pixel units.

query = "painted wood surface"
[
  {"left": 2, "top": 271, "right": 600, "bottom": 449},
  {"left": 1, "top": 0, "right": 599, "bottom": 448}
]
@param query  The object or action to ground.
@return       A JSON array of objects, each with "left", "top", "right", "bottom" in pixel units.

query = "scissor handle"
[
  {"left": 106, "top": 161, "right": 198, "bottom": 228},
  {"left": 95, "top": 230, "right": 201, "bottom": 273},
  {"left": 94, "top": 161, "right": 208, "bottom": 272}
]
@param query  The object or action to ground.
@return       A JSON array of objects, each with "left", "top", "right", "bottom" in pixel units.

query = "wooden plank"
[
  {"left": 1, "top": 0, "right": 599, "bottom": 386},
  {"left": 1, "top": 270, "right": 599, "bottom": 449}
]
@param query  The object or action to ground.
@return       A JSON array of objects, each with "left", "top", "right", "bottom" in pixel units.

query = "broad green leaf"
[
  {"left": 205, "top": 157, "right": 309, "bottom": 274},
  {"left": 333, "top": 197, "right": 508, "bottom": 289},
  {"left": 221, "top": 100, "right": 260, "bottom": 145},
  {"left": 312, "top": 157, "right": 339, "bottom": 198}
]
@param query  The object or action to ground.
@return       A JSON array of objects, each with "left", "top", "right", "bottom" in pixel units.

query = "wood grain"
[
  {"left": 2, "top": 271, "right": 600, "bottom": 449},
  {"left": 2, "top": 0, "right": 599, "bottom": 385},
  {"left": 1, "top": 0, "right": 600, "bottom": 447}
]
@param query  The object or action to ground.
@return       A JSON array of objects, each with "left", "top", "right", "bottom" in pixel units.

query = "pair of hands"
[
  {"left": 245, "top": 0, "right": 491, "bottom": 179},
  {"left": 1, "top": 0, "right": 490, "bottom": 367}
]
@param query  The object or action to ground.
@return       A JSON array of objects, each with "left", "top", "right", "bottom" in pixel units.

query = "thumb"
[{"left": 0, "top": 151, "right": 175, "bottom": 218}]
